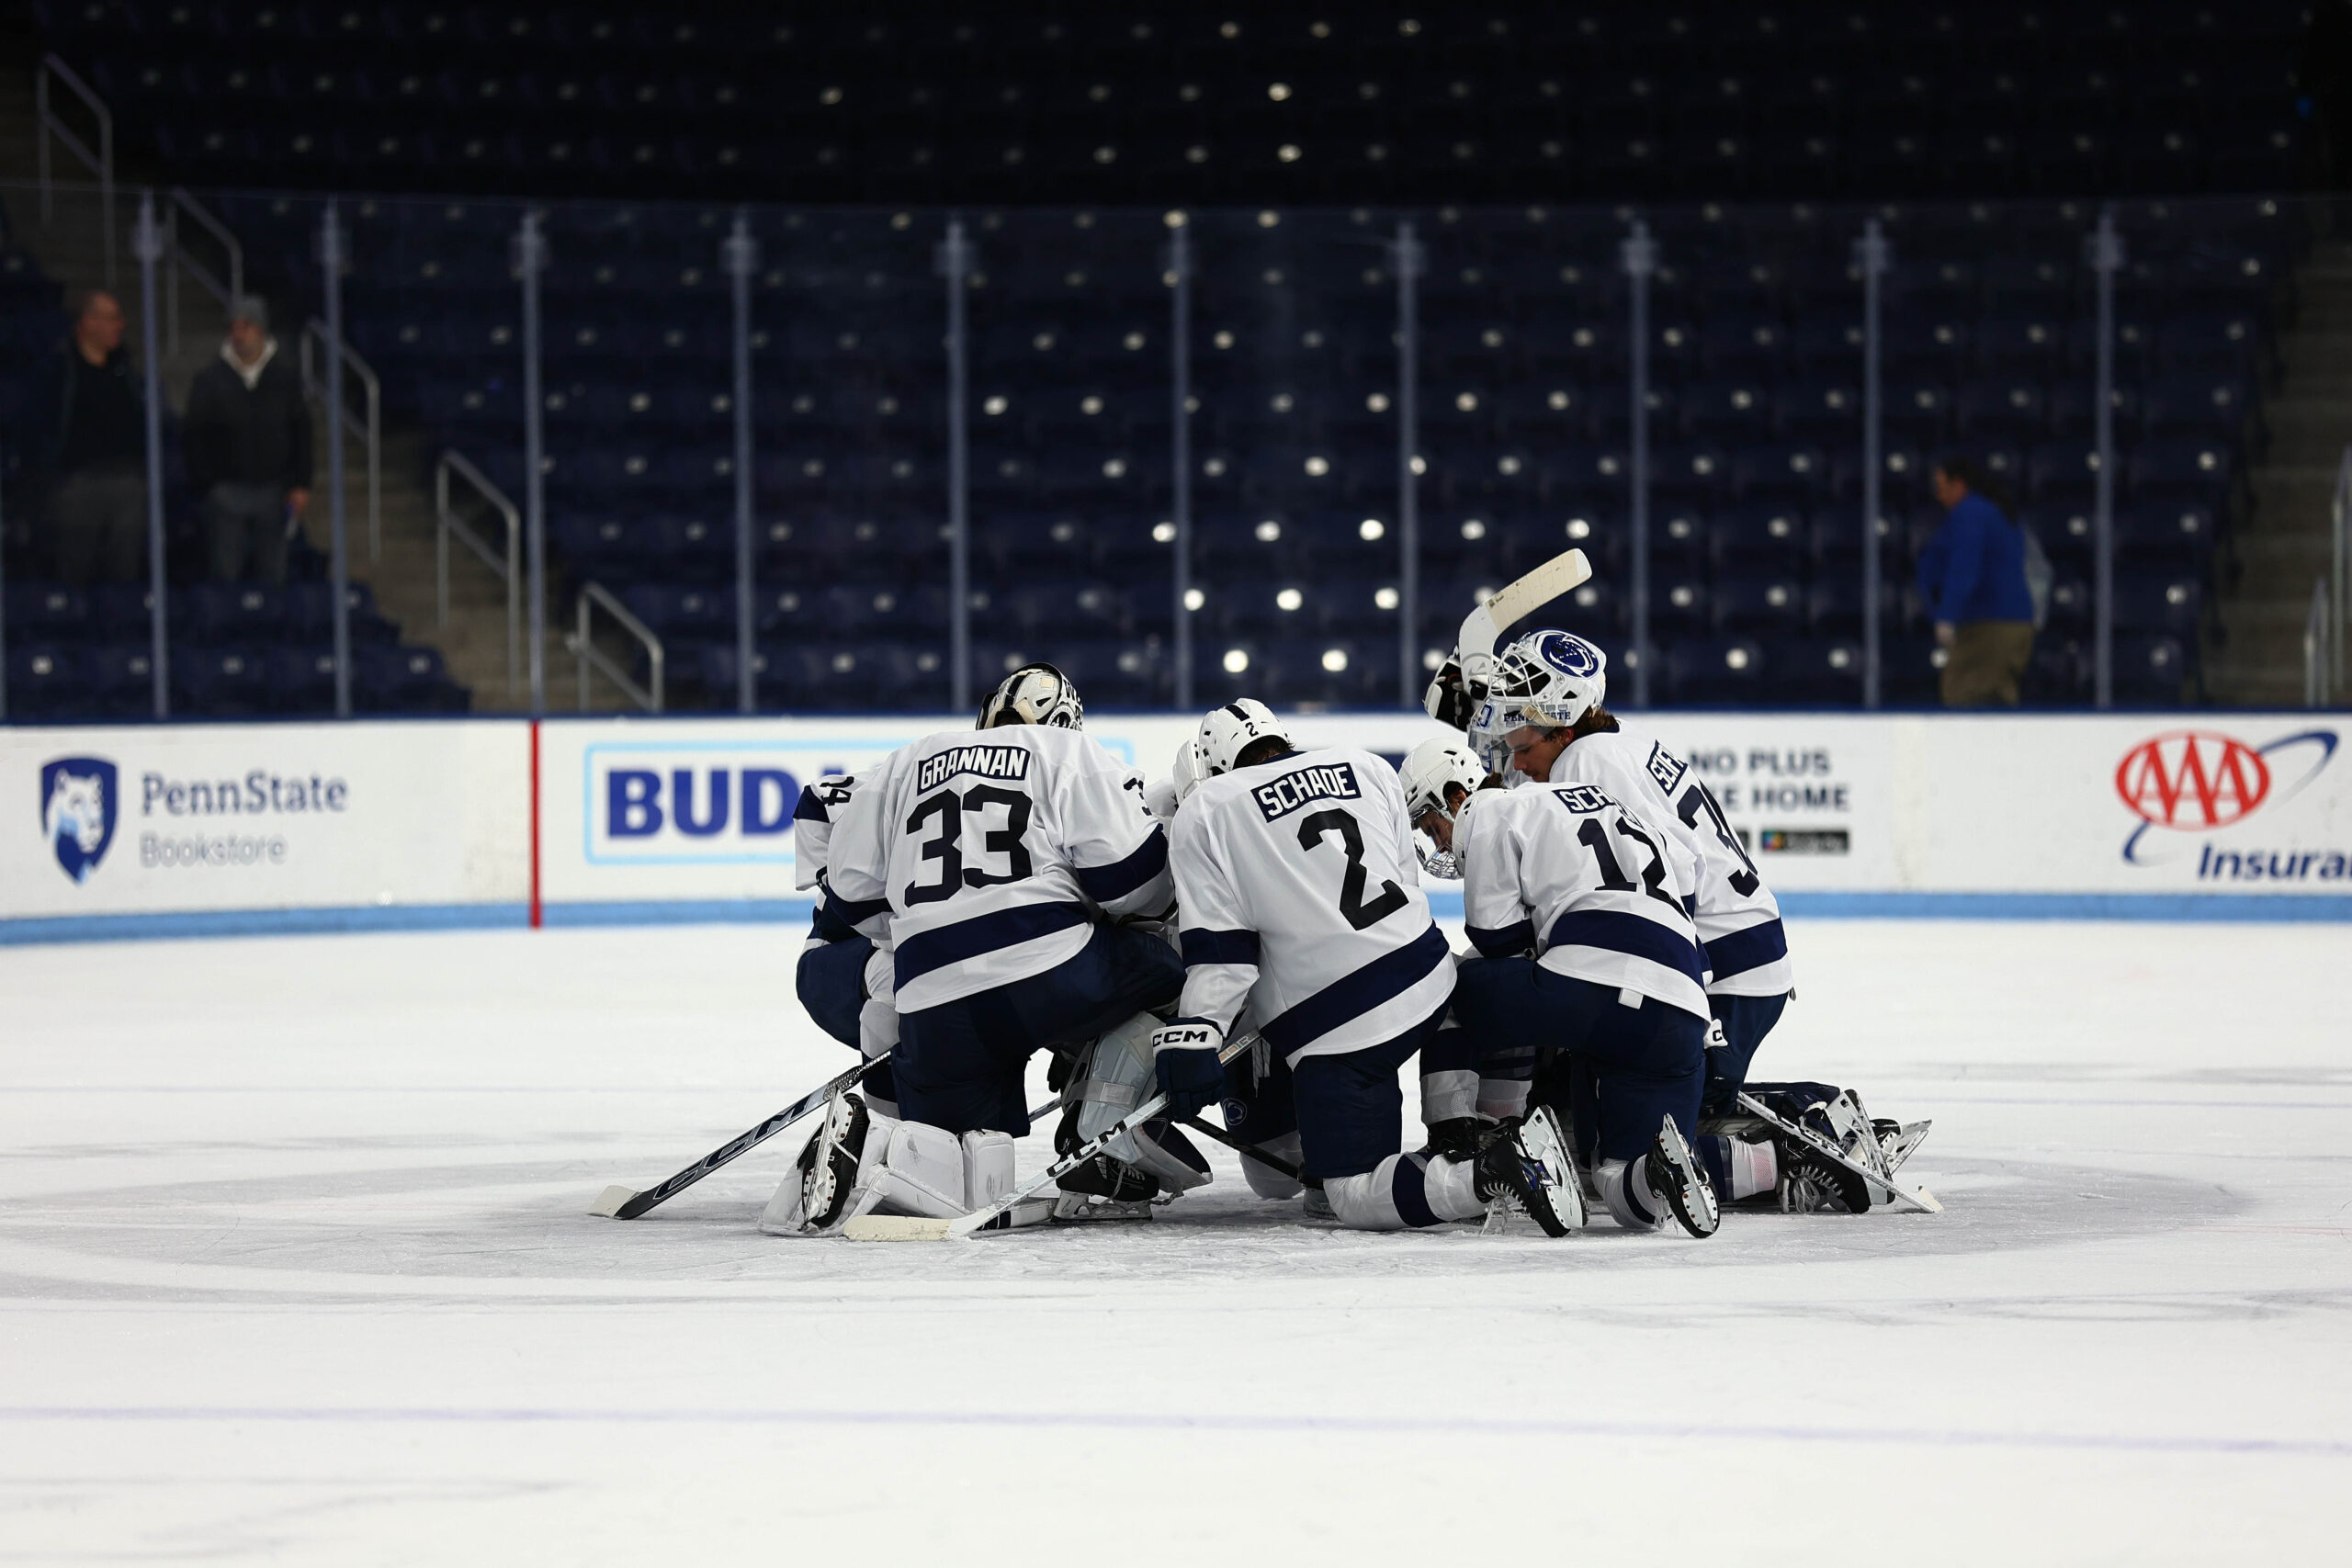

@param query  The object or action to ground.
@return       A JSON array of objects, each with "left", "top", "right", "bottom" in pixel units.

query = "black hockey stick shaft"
[
  {"left": 611, "top": 1055, "right": 883, "bottom": 1220},
  {"left": 1176, "top": 1113, "right": 1306, "bottom": 1183}
]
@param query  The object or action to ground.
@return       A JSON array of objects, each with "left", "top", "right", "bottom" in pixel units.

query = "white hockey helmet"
[
  {"left": 978, "top": 661, "right": 1083, "bottom": 730},
  {"left": 1170, "top": 734, "right": 1206, "bottom": 803},
  {"left": 1196, "top": 698, "right": 1291, "bottom": 775},
  {"left": 1487, "top": 629, "right": 1606, "bottom": 733},
  {"left": 1399, "top": 737, "right": 1487, "bottom": 826}
]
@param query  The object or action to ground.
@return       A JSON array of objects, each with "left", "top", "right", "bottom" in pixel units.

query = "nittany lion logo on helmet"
[
  {"left": 1534, "top": 630, "right": 1602, "bottom": 680},
  {"left": 40, "top": 755, "right": 119, "bottom": 885}
]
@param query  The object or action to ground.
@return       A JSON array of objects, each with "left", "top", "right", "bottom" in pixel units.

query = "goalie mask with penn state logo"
[{"left": 1469, "top": 630, "right": 1607, "bottom": 770}]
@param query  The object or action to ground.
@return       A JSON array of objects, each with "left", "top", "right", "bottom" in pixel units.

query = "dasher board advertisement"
[{"left": 2, "top": 721, "right": 529, "bottom": 936}]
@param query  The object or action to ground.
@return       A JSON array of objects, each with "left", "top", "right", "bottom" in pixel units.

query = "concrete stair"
[{"left": 2207, "top": 237, "right": 2352, "bottom": 708}]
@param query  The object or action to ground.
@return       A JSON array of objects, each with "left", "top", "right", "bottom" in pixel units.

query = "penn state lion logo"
[
  {"left": 1534, "top": 630, "right": 1602, "bottom": 680},
  {"left": 40, "top": 756, "right": 119, "bottom": 884}
]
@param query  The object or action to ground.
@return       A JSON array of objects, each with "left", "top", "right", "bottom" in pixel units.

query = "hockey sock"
[
  {"left": 1596, "top": 1156, "right": 1664, "bottom": 1232},
  {"left": 1419, "top": 1027, "right": 1481, "bottom": 1125},
  {"left": 1324, "top": 1152, "right": 1486, "bottom": 1231},
  {"left": 1696, "top": 1133, "right": 1778, "bottom": 1201}
]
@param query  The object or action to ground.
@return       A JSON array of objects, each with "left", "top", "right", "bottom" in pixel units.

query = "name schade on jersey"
[
  {"left": 916, "top": 744, "right": 1034, "bottom": 793},
  {"left": 1251, "top": 761, "right": 1364, "bottom": 821}
]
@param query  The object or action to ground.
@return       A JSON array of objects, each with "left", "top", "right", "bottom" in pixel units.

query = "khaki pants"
[{"left": 1941, "top": 620, "right": 2034, "bottom": 707}]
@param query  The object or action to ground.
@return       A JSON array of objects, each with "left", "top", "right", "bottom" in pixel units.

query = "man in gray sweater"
[{"left": 183, "top": 296, "right": 311, "bottom": 585}]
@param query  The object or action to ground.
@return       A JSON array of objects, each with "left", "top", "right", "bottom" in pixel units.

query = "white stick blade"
[
  {"left": 587, "top": 1184, "right": 637, "bottom": 1218},
  {"left": 842, "top": 1214, "right": 956, "bottom": 1242},
  {"left": 1901, "top": 1185, "right": 1944, "bottom": 1214}
]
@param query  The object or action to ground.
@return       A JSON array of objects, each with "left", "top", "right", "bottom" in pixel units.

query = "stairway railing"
[
  {"left": 163, "top": 187, "right": 242, "bottom": 356},
  {"left": 435, "top": 449, "right": 521, "bottom": 697},
  {"left": 301, "top": 321, "right": 382, "bottom": 562},
  {"left": 35, "top": 53, "right": 114, "bottom": 286},
  {"left": 571, "top": 582, "right": 664, "bottom": 713}
]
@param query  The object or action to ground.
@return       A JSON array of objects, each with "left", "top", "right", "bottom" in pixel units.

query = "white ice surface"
[{"left": 1, "top": 919, "right": 2347, "bottom": 1565}]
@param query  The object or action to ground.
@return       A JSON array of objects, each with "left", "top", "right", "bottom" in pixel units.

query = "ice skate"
[
  {"left": 786, "top": 1090, "right": 870, "bottom": 1235},
  {"left": 1644, "top": 1115, "right": 1721, "bottom": 1238},
  {"left": 1474, "top": 1105, "right": 1580, "bottom": 1237},
  {"left": 1051, "top": 1151, "right": 1160, "bottom": 1223}
]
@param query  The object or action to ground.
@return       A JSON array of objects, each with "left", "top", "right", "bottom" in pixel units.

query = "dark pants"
[
  {"left": 50, "top": 468, "right": 147, "bottom": 587},
  {"left": 1704, "top": 990, "right": 1790, "bottom": 1117},
  {"left": 1291, "top": 1009, "right": 1448, "bottom": 1180},
  {"left": 205, "top": 482, "right": 289, "bottom": 585},
  {"left": 1453, "top": 956, "right": 1707, "bottom": 1163},
  {"left": 895, "top": 922, "right": 1182, "bottom": 1136}
]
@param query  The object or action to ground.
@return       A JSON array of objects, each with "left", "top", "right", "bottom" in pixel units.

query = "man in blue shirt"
[{"left": 1917, "top": 457, "right": 2036, "bottom": 706}]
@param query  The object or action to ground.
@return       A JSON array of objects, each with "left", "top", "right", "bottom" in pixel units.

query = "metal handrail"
[
  {"left": 435, "top": 449, "right": 521, "bottom": 697},
  {"left": 302, "top": 320, "right": 382, "bottom": 561},
  {"left": 163, "top": 187, "right": 243, "bottom": 356},
  {"left": 36, "top": 53, "right": 114, "bottom": 285},
  {"left": 571, "top": 581, "right": 665, "bottom": 714},
  {"left": 2308, "top": 579, "right": 2335, "bottom": 709}
]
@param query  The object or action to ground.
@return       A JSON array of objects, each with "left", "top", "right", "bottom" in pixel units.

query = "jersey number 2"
[
  {"left": 904, "top": 785, "right": 1034, "bottom": 905},
  {"left": 1296, "top": 809, "right": 1409, "bottom": 931}
]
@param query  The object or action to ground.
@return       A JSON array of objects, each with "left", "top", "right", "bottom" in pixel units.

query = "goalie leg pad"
[
  {"left": 854, "top": 1119, "right": 970, "bottom": 1220},
  {"left": 1070, "top": 1010, "right": 1164, "bottom": 1168},
  {"left": 961, "top": 1129, "right": 1015, "bottom": 1213}
]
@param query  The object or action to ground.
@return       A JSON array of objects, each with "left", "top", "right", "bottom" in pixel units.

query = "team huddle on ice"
[{"left": 763, "top": 623, "right": 1929, "bottom": 1242}]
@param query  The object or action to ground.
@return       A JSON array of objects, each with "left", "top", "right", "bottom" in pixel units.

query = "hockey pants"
[
  {"left": 1703, "top": 990, "right": 1790, "bottom": 1117},
  {"left": 894, "top": 921, "right": 1182, "bottom": 1137},
  {"left": 1451, "top": 957, "right": 1707, "bottom": 1164}
]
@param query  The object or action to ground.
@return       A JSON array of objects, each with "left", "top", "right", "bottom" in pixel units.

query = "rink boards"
[{"left": 3, "top": 710, "right": 2346, "bottom": 940}]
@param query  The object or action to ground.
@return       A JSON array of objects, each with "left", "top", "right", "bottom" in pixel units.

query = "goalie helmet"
[
  {"left": 1399, "top": 737, "right": 1487, "bottom": 826},
  {"left": 1467, "top": 630, "right": 1607, "bottom": 773},
  {"left": 978, "top": 661, "right": 1083, "bottom": 730},
  {"left": 1196, "top": 698, "right": 1291, "bottom": 775}
]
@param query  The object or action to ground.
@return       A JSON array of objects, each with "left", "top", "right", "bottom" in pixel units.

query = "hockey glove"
[
  {"left": 1420, "top": 657, "right": 1483, "bottom": 731},
  {"left": 1148, "top": 1020, "right": 1227, "bottom": 1121}
]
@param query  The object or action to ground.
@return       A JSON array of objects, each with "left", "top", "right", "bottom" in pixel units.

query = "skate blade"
[{"left": 587, "top": 1185, "right": 638, "bottom": 1219}]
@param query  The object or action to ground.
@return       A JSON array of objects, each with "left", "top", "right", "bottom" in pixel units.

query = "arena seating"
[
  {"left": 36, "top": 2, "right": 2312, "bottom": 206},
  {"left": 6, "top": 1, "right": 2318, "bottom": 714},
  {"left": 199, "top": 191, "right": 2288, "bottom": 710},
  {"left": 0, "top": 206, "right": 472, "bottom": 719}
]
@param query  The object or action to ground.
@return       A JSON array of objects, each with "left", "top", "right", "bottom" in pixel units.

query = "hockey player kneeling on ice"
[
  {"left": 762, "top": 663, "right": 1188, "bottom": 1235},
  {"left": 1463, "top": 631, "right": 1795, "bottom": 1125},
  {"left": 789, "top": 771, "right": 899, "bottom": 1116},
  {"left": 1160, "top": 699, "right": 1579, "bottom": 1236},
  {"left": 1437, "top": 657, "right": 1722, "bottom": 1237}
]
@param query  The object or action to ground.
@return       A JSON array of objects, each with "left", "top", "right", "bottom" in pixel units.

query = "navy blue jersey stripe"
[
  {"left": 1546, "top": 909, "right": 1706, "bottom": 985},
  {"left": 1073, "top": 828, "right": 1169, "bottom": 904},
  {"left": 1182, "top": 927, "right": 1261, "bottom": 967},
  {"left": 894, "top": 900, "right": 1091, "bottom": 986},
  {"left": 825, "top": 888, "right": 891, "bottom": 929},
  {"left": 792, "top": 787, "right": 831, "bottom": 823},
  {"left": 1261, "top": 923, "right": 1451, "bottom": 1055},
  {"left": 809, "top": 894, "right": 861, "bottom": 944},
  {"left": 1465, "top": 919, "right": 1535, "bottom": 957},
  {"left": 1703, "top": 917, "right": 1788, "bottom": 981}
]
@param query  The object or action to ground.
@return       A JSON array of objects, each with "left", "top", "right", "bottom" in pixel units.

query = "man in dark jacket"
[
  {"left": 183, "top": 296, "right": 311, "bottom": 584},
  {"left": 1917, "top": 457, "right": 2036, "bottom": 706},
  {"left": 39, "top": 288, "right": 148, "bottom": 587}
]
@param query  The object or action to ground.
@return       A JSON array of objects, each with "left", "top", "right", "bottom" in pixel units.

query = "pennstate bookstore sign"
[{"left": 0, "top": 722, "right": 527, "bottom": 921}]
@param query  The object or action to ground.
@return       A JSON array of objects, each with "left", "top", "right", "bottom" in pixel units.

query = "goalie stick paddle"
[
  {"left": 1456, "top": 547, "right": 1593, "bottom": 676},
  {"left": 590, "top": 1055, "right": 886, "bottom": 1221},
  {"left": 843, "top": 1032, "right": 1261, "bottom": 1242}
]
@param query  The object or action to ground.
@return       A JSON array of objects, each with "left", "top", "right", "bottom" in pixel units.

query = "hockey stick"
[
  {"left": 843, "top": 1032, "right": 1261, "bottom": 1241},
  {"left": 1175, "top": 1113, "right": 1306, "bottom": 1183},
  {"left": 1457, "top": 547, "right": 1593, "bottom": 680},
  {"left": 590, "top": 1055, "right": 887, "bottom": 1220},
  {"left": 1734, "top": 1091, "right": 1942, "bottom": 1214}
]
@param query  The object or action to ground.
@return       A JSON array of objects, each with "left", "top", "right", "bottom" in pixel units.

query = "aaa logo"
[{"left": 2114, "top": 732, "right": 2269, "bottom": 829}]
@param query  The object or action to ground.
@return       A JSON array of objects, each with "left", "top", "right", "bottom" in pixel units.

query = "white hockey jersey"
[
  {"left": 824, "top": 727, "right": 1171, "bottom": 1013},
  {"left": 792, "top": 771, "right": 865, "bottom": 950},
  {"left": 1459, "top": 778, "right": 1710, "bottom": 1020},
  {"left": 1549, "top": 730, "right": 1793, "bottom": 997},
  {"left": 1170, "top": 746, "right": 1454, "bottom": 1066}
]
